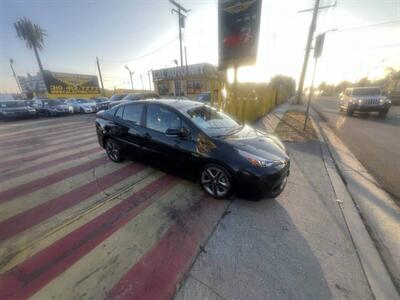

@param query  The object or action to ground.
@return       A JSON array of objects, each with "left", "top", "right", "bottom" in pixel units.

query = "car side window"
[
  {"left": 115, "top": 106, "right": 124, "bottom": 119},
  {"left": 122, "top": 104, "right": 144, "bottom": 125},
  {"left": 146, "top": 104, "right": 183, "bottom": 133}
]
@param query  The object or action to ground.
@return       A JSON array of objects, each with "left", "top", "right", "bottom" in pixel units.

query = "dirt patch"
[{"left": 275, "top": 111, "right": 317, "bottom": 142}]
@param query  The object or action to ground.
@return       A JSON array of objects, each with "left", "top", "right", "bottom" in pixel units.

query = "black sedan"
[
  {"left": 0, "top": 100, "right": 37, "bottom": 119},
  {"left": 96, "top": 99, "right": 290, "bottom": 199}
]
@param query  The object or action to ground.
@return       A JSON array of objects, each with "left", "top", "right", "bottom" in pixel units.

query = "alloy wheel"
[
  {"left": 106, "top": 140, "right": 122, "bottom": 162},
  {"left": 200, "top": 165, "right": 231, "bottom": 198}
]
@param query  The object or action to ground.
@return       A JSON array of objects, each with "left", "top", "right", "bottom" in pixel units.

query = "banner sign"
[
  {"left": 218, "top": 0, "right": 262, "bottom": 68},
  {"left": 152, "top": 63, "right": 219, "bottom": 81},
  {"left": 42, "top": 71, "right": 100, "bottom": 96},
  {"left": 314, "top": 33, "right": 325, "bottom": 59}
]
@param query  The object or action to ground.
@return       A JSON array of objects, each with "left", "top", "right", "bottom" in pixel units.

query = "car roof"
[{"left": 119, "top": 98, "right": 205, "bottom": 112}]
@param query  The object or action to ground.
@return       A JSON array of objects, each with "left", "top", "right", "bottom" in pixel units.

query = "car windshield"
[
  {"left": 44, "top": 100, "right": 64, "bottom": 106},
  {"left": 77, "top": 99, "right": 95, "bottom": 104},
  {"left": 109, "top": 94, "right": 126, "bottom": 101},
  {"left": 352, "top": 88, "right": 381, "bottom": 96},
  {"left": 185, "top": 105, "right": 242, "bottom": 137},
  {"left": 0, "top": 101, "right": 26, "bottom": 108}
]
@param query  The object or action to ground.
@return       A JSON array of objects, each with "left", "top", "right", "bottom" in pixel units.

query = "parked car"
[
  {"left": 33, "top": 99, "right": 73, "bottom": 116},
  {"left": 96, "top": 99, "right": 290, "bottom": 199},
  {"left": 24, "top": 100, "right": 35, "bottom": 107},
  {"left": 66, "top": 98, "right": 97, "bottom": 113},
  {"left": 0, "top": 100, "right": 37, "bottom": 119},
  {"left": 93, "top": 98, "right": 110, "bottom": 111},
  {"left": 109, "top": 93, "right": 128, "bottom": 103},
  {"left": 340, "top": 87, "right": 391, "bottom": 117},
  {"left": 196, "top": 92, "right": 211, "bottom": 104},
  {"left": 108, "top": 92, "right": 160, "bottom": 108}
]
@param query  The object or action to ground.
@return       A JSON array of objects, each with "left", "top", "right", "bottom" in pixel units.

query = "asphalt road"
[{"left": 312, "top": 96, "right": 400, "bottom": 201}]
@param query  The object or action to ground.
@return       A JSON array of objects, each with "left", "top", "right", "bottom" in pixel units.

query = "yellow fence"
[{"left": 211, "top": 82, "right": 291, "bottom": 123}]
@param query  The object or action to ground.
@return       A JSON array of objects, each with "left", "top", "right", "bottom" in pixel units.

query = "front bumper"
[
  {"left": 1, "top": 111, "right": 37, "bottom": 118},
  {"left": 351, "top": 103, "right": 390, "bottom": 112},
  {"left": 235, "top": 160, "right": 290, "bottom": 199}
]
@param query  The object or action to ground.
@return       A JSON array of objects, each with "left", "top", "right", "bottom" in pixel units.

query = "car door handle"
[{"left": 143, "top": 133, "right": 152, "bottom": 141}]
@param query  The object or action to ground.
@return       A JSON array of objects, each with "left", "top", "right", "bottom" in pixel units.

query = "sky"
[{"left": 0, "top": 0, "right": 399, "bottom": 93}]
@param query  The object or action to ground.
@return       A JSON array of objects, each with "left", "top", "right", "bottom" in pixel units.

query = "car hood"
[
  {"left": 220, "top": 125, "right": 288, "bottom": 161},
  {"left": 353, "top": 95, "right": 381, "bottom": 99}
]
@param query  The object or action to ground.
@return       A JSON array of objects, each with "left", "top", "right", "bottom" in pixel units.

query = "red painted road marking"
[
  {"left": 1, "top": 131, "right": 96, "bottom": 156},
  {"left": 0, "top": 126, "right": 94, "bottom": 150},
  {"left": 0, "top": 175, "right": 178, "bottom": 300},
  {"left": 106, "top": 196, "right": 225, "bottom": 300},
  {"left": 0, "top": 127, "right": 95, "bottom": 151},
  {"left": 0, "top": 163, "right": 146, "bottom": 242},
  {"left": 0, "top": 147, "right": 102, "bottom": 182},
  {"left": 0, "top": 156, "right": 109, "bottom": 204},
  {"left": 0, "top": 139, "right": 97, "bottom": 170},
  {"left": 1, "top": 122, "right": 93, "bottom": 141}
]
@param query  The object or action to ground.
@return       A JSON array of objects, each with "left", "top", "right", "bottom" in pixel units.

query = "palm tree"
[{"left": 14, "top": 17, "right": 47, "bottom": 76}]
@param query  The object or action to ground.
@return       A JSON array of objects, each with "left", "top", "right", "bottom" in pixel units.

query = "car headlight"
[
  {"left": 237, "top": 149, "right": 282, "bottom": 168},
  {"left": 380, "top": 97, "right": 389, "bottom": 104}
]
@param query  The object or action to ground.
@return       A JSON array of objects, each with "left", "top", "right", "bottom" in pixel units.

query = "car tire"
[
  {"left": 199, "top": 163, "right": 233, "bottom": 199},
  {"left": 379, "top": 109, "right": 388, "bottom": 118},
  {"left": 105, "top": 138, "right": 124, "bottom": 163},
  {"left": 80, "top": 107, "right": 84, "bottom": 114},
  {"left": 346, "top": 107, "right": 353, "bottom": 116}
]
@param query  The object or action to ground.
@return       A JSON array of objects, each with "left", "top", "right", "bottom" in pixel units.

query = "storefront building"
[{"left": 152, "top": 63, "right": 222, "bottom": 97}]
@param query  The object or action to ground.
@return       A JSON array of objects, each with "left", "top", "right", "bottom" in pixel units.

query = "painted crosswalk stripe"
[
  {"left": 0, "top": 175, "right": 179, "bottom": 300},
  {"left": 0, "top": 147, "right": 103, "bottom": 183},
  {"left": 0, "top": 163, "right": 146, "bottom": 242}
]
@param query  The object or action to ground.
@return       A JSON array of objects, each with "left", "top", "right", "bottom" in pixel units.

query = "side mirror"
[{"left": 166, "top": 127, "right": 190, "bottom": 138}]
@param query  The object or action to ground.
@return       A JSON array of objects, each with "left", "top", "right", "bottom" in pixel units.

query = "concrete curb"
[{"left": 310, "top": 111, "right": 400, "bottom": 300}]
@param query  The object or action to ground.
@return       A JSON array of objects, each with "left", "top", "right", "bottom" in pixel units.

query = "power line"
[
  {"left": 99, "top": 37, "right": 179, "bottom": 63},
  {"left": 337, "top": 19, "right": 400, "bottom": 32},
  {"left": 370, "top": 43, "right": 400, "bottom": 49}
]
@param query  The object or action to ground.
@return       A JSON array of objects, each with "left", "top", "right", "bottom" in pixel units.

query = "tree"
[{"left": 14, "top": 17, "right": 47, "bottom": 76}]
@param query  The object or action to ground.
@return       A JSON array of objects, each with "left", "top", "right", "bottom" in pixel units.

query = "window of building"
[{"left": 187, "top": 80, "right": 203, "bottom": 94}]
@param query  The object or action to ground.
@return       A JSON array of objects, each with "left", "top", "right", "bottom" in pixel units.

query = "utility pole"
[
  {"left": 295, "top": 1, "right": 336, "bottom": 104},
  {"left": 96, "top": 57, "right": 105, "bottom": 96},
  {"left": 170, "top": 0, "right": 189, "bottom": 68},
  {"left": 140, "top": 74, "right": 144, "bottom": 90},
  {"left": 9, "top": 58, "right": 22, "bottom": 94},
  {"left": 184, "top": 45, "right": 189, "bottom": 75},
  {"left": 295, "top": 0, "right": 320, "bottom": 104},
  {"left": 125, "top": 66, "right": 135, "bottom": 90},
  {"left": 148, "top": 70, "right": 152, "bottom": 91}
]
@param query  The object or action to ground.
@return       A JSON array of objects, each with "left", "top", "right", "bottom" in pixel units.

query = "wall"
[{"left": 211, "top": 83, "right": 291, "bottom": 123}]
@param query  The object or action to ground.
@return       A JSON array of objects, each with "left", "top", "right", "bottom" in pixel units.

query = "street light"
[{"left": 125, "top": 65, "right": 135, "bottom": 90}]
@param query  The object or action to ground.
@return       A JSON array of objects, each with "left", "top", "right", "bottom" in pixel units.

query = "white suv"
[{"left": 340, "top": 87, "right": 391, "bottom": 117}]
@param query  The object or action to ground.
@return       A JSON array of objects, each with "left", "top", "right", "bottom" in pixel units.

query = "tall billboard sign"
[
  {"left": 42, "top": 71, "right": 101, "bottom": 98},
  {"left": 218, "top": 0, "right": 262, "bottom": 69}
]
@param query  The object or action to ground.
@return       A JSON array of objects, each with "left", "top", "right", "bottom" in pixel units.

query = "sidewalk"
[{"left": 174, "top": 102, "right": 381, "bottom": 299}]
